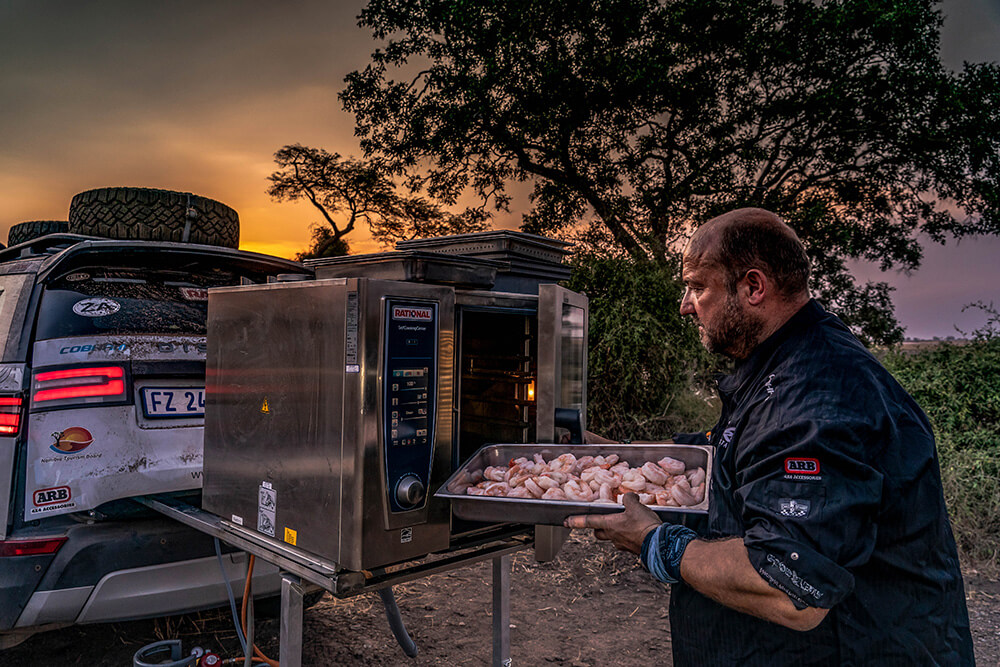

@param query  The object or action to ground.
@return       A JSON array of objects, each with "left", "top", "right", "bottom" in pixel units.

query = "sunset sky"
[{"left": 2, "top": 0, "right": 998, "bottom": 339}]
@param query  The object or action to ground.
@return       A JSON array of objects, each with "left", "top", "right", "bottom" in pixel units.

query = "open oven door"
[{"left": 535, "top": 283, "right": 589, "bottom": 561}]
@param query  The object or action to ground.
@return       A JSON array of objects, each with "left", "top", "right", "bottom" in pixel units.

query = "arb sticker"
[
  {"left": 33, "top": 486, "right": 71, "bottom": 506},
  {"left": 784, "top": 458, "right": 820, "bottom": 474},
  {"left": 50, "top": 427, "right": 94, "bottom": 454}
]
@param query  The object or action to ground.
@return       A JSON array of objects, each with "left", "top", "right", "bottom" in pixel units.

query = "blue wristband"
[{"left": 641, "top": 523, "right": 697, "bottom": 584}]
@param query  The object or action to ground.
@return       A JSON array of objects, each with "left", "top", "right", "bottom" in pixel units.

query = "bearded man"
[{"left": 566, "top": 209, "right": 973, "bottom": 665}]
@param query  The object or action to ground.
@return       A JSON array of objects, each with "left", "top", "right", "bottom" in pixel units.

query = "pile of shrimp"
[{"left": 462, "top": 452, "right": 706, "bottom": 508}]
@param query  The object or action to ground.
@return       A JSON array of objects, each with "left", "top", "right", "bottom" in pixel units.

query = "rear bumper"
[
  {"left": 16, "top": 551, "right": 279, "bottom": 626},
  {"left": 2, "top": 513, "right": 279, "bottom": 630}
]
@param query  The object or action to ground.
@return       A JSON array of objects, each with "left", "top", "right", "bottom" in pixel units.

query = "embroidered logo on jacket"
[
  {"left": 779, "top": 498, "right": 811, "bottom": 518},
  {"left": 720, "top": 426, "right": 736, "bottom": 448},
  {"left": 763, "top": 373, "right": 777, "bottom": 400},
  {"left": 784, "top": 458, "right": 820, "bottom": 474}
]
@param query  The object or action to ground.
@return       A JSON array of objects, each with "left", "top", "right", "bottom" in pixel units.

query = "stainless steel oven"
[{"left": 202, "top": 232, "right": 588, "bottom": 572}]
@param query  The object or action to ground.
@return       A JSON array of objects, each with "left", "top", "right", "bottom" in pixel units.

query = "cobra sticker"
[
  {"left": 72, "top": 297, "right": 120, "bottom": 317},
  {"left": 50, "top": 427, "right": 94, "bottom": 454}
]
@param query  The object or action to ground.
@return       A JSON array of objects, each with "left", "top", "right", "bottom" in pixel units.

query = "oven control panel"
[{"left": 383, "top": 299, "right": 438, "bottom": 513}]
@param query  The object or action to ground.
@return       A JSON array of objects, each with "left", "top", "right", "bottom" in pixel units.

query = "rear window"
[{"left": 35, "top": 267, "right": 237, "bottom": 340}]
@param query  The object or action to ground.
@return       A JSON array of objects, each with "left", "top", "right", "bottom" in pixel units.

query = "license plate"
[{"left": 141, "top": 387, "right": 205, "bottom": 418}]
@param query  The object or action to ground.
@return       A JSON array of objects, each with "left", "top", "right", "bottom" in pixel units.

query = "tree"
[
  {"left": 266, "top": 144, "right": 490, "bottom": 256},
  {"left": 341, "top": 0, "right": 1000, "bottom": 345}
]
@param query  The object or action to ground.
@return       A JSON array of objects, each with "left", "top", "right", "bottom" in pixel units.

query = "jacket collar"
[{"left": 717, "top": 299, "right": 826, "bottom": 396}]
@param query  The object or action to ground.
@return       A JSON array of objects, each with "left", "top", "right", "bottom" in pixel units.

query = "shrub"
[
  {"left": 884, "top": 338, "right": 1000, "bottom": 572},
  {"left": 567, "top": 254, "right": 721, "bottom": 441}
]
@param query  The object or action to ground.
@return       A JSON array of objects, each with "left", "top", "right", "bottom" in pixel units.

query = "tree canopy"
[
  {"left": 266, "top": 144, "right": 490, "bottom": 258},
  {"left": 341, "top": 0, "right": 1000, "bottom": 344}
]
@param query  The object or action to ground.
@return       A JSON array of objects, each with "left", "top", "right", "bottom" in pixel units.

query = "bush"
[
  {"left": 884, "top": 338, "right": 1000, "bottom": 572},
  {"left": 567, "top": 254, "right": 720, "bottom": 441}
]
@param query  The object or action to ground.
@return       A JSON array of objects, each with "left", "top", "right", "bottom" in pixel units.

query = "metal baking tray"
[{"left": 436, "top": 443, "right": 712, "bottom": 526}]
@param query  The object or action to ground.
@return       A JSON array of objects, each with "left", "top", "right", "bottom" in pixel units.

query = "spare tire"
[
  {"left": 68, "top": 187, "right": 239, "bottom": 248},
  {"left": 8, "top": 220, "right": 69, "bottom": 246}
]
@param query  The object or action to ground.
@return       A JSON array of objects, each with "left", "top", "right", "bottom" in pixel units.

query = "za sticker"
[{"left": 72, "top": 297, "right": 120, "bottom": 317}]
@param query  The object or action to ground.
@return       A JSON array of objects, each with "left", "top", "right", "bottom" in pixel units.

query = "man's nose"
[{"left": 680, "top": 288, "right": 695, "bottom": 315}]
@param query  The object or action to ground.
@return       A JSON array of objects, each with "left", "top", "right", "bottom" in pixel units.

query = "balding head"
[{"left": 685, "top": 208, "right": 811, "bottom": 299}]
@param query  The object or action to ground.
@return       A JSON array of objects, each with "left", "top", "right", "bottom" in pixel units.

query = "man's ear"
[{"left": 742, "top": 269, "right": 767, "bottom": 306}]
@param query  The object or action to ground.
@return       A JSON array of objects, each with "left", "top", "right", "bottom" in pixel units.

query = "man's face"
[{"left": 680, "top": 256, "right": 764, "bottom": 359}]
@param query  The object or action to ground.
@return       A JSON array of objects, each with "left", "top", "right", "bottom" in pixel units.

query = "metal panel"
[
  {"left": 203, "top": 278, "right": 455, "bottom": 571},
  {"left": 204, "top": 279, "right": 350, "bottom": 565},
  {"left": 536, "top": 284, "right": 589, "bottom": 443}
]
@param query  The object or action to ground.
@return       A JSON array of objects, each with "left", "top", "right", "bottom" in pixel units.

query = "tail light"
[
  {"left": 0, "top": 537, "right": 67, "bottom": 557},
  {"left": 0, "top": 396, "right": 22, "bottom": 435},
  {"left": 32, "top": 365, "right": 127, "bottom": 409}
]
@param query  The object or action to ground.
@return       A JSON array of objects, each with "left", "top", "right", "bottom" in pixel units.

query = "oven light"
[{"left": 527, "top": 381, "right": 535, "bottom": 401}]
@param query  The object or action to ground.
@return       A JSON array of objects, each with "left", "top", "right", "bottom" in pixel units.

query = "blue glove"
[{"left": 641, "top": 523, "right": 698, "bottom": 584}]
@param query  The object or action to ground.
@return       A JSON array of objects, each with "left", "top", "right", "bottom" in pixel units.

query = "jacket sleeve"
[{"left": 734, "top": 416, "right": 884, "bottom": 609}]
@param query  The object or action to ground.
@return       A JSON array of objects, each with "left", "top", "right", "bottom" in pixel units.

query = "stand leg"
[
  {"left": 279, "top": 572, "right": 304, "bottom": 667},
  {"left": 492, "top": 554, "right": 512, "bottom": 667}
]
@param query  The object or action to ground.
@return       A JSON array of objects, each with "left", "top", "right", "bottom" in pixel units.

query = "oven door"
[
  {"left": 535, "top": 284, "right": 589, "bottom": 561},
  {"left": 536, "top": 284, "right": 588, "bottom": 444}
]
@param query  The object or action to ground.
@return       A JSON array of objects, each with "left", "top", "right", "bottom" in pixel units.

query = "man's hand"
[{"left": 563, "top": 492, "right": 661, "bottom": 553}]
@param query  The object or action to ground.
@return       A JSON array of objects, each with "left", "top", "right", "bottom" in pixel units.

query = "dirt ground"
[{"left": 2, "top": 531, "right": 998, "bottom": 666}]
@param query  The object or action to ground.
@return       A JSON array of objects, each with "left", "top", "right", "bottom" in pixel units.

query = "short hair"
[{"left": 688, "top": 208, "right": 811, "bottom": 297}]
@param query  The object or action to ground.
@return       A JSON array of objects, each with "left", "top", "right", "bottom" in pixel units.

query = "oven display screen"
[{"left": 388, "top": 368, "right": 430, "bottom": 447}]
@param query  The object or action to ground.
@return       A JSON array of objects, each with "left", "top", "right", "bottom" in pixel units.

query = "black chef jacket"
[{"left": 669, "top": 300, "right": 974, "bottom": 666}]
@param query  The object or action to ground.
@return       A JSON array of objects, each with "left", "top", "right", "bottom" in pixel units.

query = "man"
[{"left": 565, "top": 209, "right": 974, "bottom": 665}]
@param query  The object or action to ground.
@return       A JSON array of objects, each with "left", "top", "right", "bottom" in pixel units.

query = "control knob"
[{"left": 395, "top": 475, "right": 425, "bottom": 508}]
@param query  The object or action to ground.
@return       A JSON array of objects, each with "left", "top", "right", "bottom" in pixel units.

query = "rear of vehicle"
[{"left": 0, "top": 238, "right": 308, "bottom": 638}]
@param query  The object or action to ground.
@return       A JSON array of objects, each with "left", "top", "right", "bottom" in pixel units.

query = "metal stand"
[
  {"left": 493, "top": 554, "right": 511, "bottom": 667},
  {"left": 279, "top": 573, "right": 304, "bottom": 667},
  {"left": 136, "top": 494, "right": 527, "bottom": 666}
]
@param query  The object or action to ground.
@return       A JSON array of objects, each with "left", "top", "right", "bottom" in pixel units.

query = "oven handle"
[{"left": 555, "top": 407, "right": 584, "bottom": 444}]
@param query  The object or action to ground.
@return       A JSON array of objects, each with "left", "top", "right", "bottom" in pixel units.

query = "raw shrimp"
[
  {"left": 686, "top": 467, "right": 706, "bottom": 487},
  {"left": 484, "top": 466, "right": 507, "bottom": 482},
  {"left": 542, "top": 471, "right": 570, "bottom": 484},
  {"left": 506, "top": 486, "right": 532, "bottom": 498},
  {"left": 535, "top": 475, "right": 560, "bottom": 490},
  {"left": 549, "top": 453, "right": 578, "bottom": 472},
  {"left": 523, "top": 477, "right": 546, "bottom": 498},
  {"left": 658, "top": 456, "right": 686, "bottom": 475},
  {"left": 483, "top": 482, "right": 511, "bottom": 497},
  {"left": 621, "top": 469, "right": 647, "bottom": 493},
  {"left": 542, "top": 487, "right": 567, "bottom": 500},
  {"left": 460, "top": 451, "right": 703, "bottom": 509},
  {"left": 670, "top": 476, "right": 698, "bottom": 505},
  {"left": 641, "top": 462, "right": 669, "bottom": 486},
  {"left": 563, "top": 479, "right": 594, "bottom": 501}
]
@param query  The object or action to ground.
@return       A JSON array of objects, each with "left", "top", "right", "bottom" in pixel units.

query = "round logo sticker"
[
  {"left": 50, "top": 427, "right": 94, "bottom": 454},
  {"left": 72, "top": 297, "right": 120, "bottom": 317}
]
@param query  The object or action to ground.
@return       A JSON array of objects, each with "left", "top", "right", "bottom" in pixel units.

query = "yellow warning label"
[
  {"left": 284, "top": 527, "right": 297, "bottom": 546},
  {"left": 261, "top": 398, "right": 270, "bottom": 414}
]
